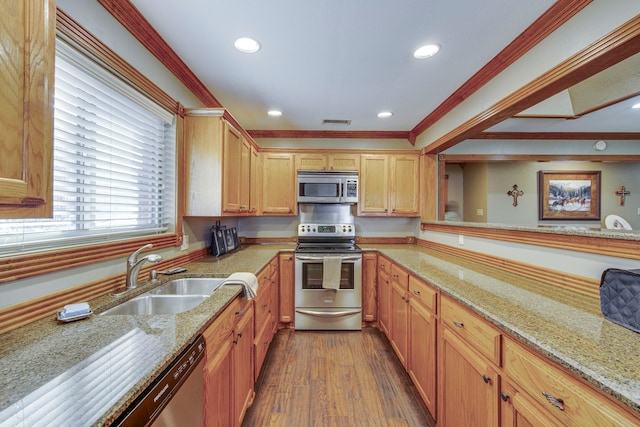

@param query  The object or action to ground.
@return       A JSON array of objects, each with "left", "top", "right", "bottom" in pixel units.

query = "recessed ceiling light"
[
  {"left": 377, "top": 111, "right": 393, "bottom": 118},
  {"left": 632, "top": 102, "right": 640, "bottom": 109},
  {"left": 234, "top": 37, "right": 261, "bottom": 54},
  {"left": 413, "top": 43, "right": 441, "bottom": 59},
  {"left": 267, "top": 110, "right": 283, "bottom": 117}
]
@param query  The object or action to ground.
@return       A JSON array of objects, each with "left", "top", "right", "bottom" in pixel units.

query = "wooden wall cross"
[
  {"left": 507, "top": 184, "right": 524, "bottom": 207},
  {"left": 615, "top": 185, "right": 630, "bottom": 206}
]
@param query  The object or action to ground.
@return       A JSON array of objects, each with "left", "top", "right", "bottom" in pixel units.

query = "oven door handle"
[
  {"left": 295, "top": 255, "right": 361, "bottom": 261},
  {"left": 295, "top": 309, "right": 361, "bottom": 318}
]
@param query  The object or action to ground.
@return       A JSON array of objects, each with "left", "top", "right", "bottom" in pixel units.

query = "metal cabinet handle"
[
  {"left": 482, "top": 374, "right": 490, "bottom": 384},
  {"left": 542, "top": 391, "right": 564, "bottom": 411},
  {"left": 235, "top": 310, "right": 243, "bottom": 317},
  {"left": 501, "top": 392, "right": 509, "bottom": 402},
  {"left": 453, "top": 321, "right": 464, "bottom": 328},
  {"left": 412, "top": 290, "right": 421, "bottom": 295}
]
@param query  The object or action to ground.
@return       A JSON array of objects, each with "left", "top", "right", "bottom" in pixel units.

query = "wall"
[{"left": 462, "top": 163, "right": 487, "bottom": 223}]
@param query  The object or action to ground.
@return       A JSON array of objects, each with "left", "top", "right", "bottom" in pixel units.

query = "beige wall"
[{"left": 462, "top": 163, "right": 488, "bottom": 223}]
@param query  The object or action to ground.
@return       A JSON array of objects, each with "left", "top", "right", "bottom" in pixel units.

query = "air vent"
[{"left": 322, "top": 119, "right": 351, "bottom": 125}]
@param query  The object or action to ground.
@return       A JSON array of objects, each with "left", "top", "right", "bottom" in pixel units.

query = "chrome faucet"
[{"left": 126, "top": 244, "right": 163, "bottom": 290}]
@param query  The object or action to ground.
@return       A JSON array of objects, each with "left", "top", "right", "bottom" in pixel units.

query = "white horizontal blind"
[{"left": 0, "top": 39, "right": 176, "bottom": 255}]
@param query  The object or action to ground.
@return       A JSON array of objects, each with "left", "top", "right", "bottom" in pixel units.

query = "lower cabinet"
[
  {"left": 279, "top": 252, "right": 294, "bottom": 324},
  {"left": 408, "top": 293, "right": 437, "bottom": 418}
]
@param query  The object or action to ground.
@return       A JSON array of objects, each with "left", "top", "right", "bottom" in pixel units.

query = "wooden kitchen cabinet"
[
  {"left": 249, "top": 146, "right": 261, "bottom": 214},
  {"left": 358, "top": 153, "right": 419, "bottom": 216},
  {"left": 222, "top": 121, "right": 243, "bottom": 213},
  {"left": 407, "top": 275, "right": 438, "bottom": 418},
  {"left": 362, "top": 252, "right": 378, "bottom": 323},
  {"left": 377, "top": 256, "right": 392, "bottom": 336},
  {"left": 389, "top": 263, "right": 410, "bottom": 367},
  {"left": 0, "top": 0, "right": 55, "bottom": 218},
  {"left": 279, "top": 252, "right": 295, "bottom": 323},
  {"left": 234, "top": 303, "right": 255, "bottom": 426},
  {"left": 296, "top": 152, "right": 360, "bottom": 171},
  {"left": 262, "top": 152, "right": 296, "bottom": 215}
]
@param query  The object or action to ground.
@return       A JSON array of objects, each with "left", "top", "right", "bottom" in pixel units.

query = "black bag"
[{"left": 600, "top": 268, "right": 640, "bottom": 333}]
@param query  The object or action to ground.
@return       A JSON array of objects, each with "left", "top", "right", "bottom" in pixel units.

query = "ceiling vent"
[{"left": 322, "top": 119, "right": 351, "bottom": 125}]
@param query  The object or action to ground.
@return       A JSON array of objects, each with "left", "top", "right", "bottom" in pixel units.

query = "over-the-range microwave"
[{"left": 297, "top": 170, "right": 358, "bottom": 204}]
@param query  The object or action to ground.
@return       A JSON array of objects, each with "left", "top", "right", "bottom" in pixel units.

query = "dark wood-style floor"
[{"left": 242, "top": 328, "right": 436, "bottom": 427}]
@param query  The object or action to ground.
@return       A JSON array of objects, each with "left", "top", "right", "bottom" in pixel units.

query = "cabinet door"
[
  {"left": 0, "top": 0, "right": 55, "bottom": 217},
  {"left": 440, "top": 328, "right": 499, "bottom": 427},
  {"left": 378, "top": 268, "right": 391, "bottom": 336},
  {"left": 296, "top": 153, "right": 328, "bottom": 170},
  {"left": 234, "top": 304, "right": 254, "bottom": 426},
  {"left": 408, "top": 298, "right": 437, "bottom": 418},
  {"left": 279, "top": 252, "right": 295, "bottom": 323},
  {"left": 362, "top": 252, "right": 378, "bottom": 322},
  {"left": 501, "top": 382, "right": 562, "bottom": 427},
  {"left": 390, "top": 281, "right": 409, "bottom": 368},
  {"left": 249, "top": 146, "right": 261, "bottom": 214},
  {"left": 204, "top": 334, "right": 233, "bottom": 427},
  {"left": 390, "top": 155, "right": 420, "bottom": 216},
  {"left": 222, "top": 121, "right": 243, "bottom": 213},
  {"left": 359, "top": 154, "right": 389, "bottom": 215},
  {"left": 328, "top": 153, "right": 360, "bottom": 171},
  {"left": 239, "top": 137, "right": 251, "bottom": 212},
  {"left": 262, "top": 153, "right": 296, "bottom": 215}
]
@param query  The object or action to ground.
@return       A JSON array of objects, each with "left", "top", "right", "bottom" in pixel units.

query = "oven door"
[{"left": 294, "top": 254, "right": 362, "bottom": 308}]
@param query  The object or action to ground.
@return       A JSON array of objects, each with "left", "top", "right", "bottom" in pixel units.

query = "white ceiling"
[{"left": 129, "top": 0, "right": 557, "bottom": 132}]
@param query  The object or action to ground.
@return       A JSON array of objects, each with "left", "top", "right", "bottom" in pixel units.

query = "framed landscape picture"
[{"left": 538, "top": 170, "right": 601, "bottom": 220}]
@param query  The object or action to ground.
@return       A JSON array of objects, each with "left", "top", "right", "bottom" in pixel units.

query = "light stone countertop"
[{"left": 1, "top": 242, "right": 639, "bottom": 426}]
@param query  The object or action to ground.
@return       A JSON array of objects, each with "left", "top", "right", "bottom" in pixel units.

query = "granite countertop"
[
  {"left": 1, "top": 242, "right": 639, "bottom": 426},
  {"left": 0, "top": 244, "right": 293, "bottom": 427},
  {"left": 371, "top": 244, "right": 640, "bottom": 414}
]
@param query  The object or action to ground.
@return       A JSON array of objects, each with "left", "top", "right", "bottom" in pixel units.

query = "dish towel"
[
  {"left": 322, "top": 256, "right": 342, "bottom": 290},
  {"left": 223, "top": 272, "right": 259, "bottom": 300}
]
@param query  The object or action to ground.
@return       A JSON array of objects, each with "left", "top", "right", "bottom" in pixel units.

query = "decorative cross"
[
  {"left": 615, "top": 185, "right": 630, "bottom": 206},
  {"left": 507, "top": 184, "right": 524, "bottom": 207}
]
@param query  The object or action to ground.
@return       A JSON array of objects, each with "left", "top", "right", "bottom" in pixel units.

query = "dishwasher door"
[{"left": 113, "top": 335, "right": 205, "bottom": 427}]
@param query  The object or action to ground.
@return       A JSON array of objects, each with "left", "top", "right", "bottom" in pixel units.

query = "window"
[{"left": 0, "top": 39, "right": 176, "bottom": 255}]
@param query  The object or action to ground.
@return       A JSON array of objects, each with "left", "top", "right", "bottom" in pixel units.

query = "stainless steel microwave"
[{"left": 297, "top": 170, "right": 358, "bottom": 204}]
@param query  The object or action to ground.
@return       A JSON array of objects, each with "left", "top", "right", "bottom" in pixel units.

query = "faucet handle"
[{"left": 128, "top": 243, "right": 153, "bottom": 264}]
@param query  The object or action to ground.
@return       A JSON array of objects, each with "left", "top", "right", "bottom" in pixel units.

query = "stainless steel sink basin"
[
  {"left": 150, "top": 278, "right": 227, "bottom": 296},
  {"left": 101, "top": 294, "right": 209, "bottom": 315}
]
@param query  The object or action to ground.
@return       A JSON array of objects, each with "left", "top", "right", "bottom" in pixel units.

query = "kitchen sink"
[
  {"left": 101, "top": 294, "right": 209, "bottom": 316},
  {"left": 150, "top": 277, "right": 227, "bottom": 296}
]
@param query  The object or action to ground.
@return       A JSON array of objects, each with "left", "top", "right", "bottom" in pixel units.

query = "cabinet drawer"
[
  {"left": 441, "top": 295, "right": 501, "bottom": 365},
  {"left": 391, "top": 264, "right": 409, "bottom": 289},
  {"left": 408, "top": 275, "right": 437, "bottom": 313},
  {"left": 378, "top": 256, "right": 391, "bottom": 275},
  {"left": 254, "top": 320, "right": 272, "bottom": 379},
  {"left": 503, "top": 337, "right": 640, "bottom": 426},
  {"left": 203, "top": 297, "right": 241, "bottom": 362},
  {"left": 254, "top": 286, "right": 271, "bottom": 330}
]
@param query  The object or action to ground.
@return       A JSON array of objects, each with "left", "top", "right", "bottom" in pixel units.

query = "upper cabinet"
[
  {"left": 296, "top": 152, "right": 360, "bottom": 171},
  {"left": 359, "top": 153, "right": 420, "bottom": 217},
  {"left": 262, "top": 152, "right": 296, "bottom": 215},
  {"left": 184, "top": 109, "right": 258, "bottom": 217},
  {"left": 0, "top": 0, "right": 55, "bottom": 218}
]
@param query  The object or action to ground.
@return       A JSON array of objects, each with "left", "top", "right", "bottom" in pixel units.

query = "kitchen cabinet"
[
  {"left": 358, "top": 153, "right": 419, "bottom": 216},
  {"left": 362, "top": 252, "right": 378, "bottom": 322},
  {"left": 377, "top": 256, "right": 392, "bottom": 336},
  {"left": 249, "top": 146, "right": 261, "bottom": 214},
  {"left": 502, "top": 335, "right": 640, "bottom": 426},
  {"left": 203, "top": 296, "right": 254, "bottom": 427},
  {"left": 296, "top": 152, "right": 360, "bottom": 171},
  {"left": 407, "top": 275, "right": 438, "bottom": 418},
  {"left": 279, "top": 252, "right": 295, "bottom": 323},
  {"left": 389, "top": 264, "right": 410, "bottom": 367},
  {"left": 185, "top": 109, "right": 256, "bottom": 217},
  {"left": 0, "top": 0, "right": 55, "bottom": 218},
  {"left": 262, "top": 152, "right": 296, "bottom": 215}
]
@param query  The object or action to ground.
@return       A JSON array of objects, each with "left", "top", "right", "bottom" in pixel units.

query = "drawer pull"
[
  {"left": 500, "top": 392, "right": 509, "bottom": 402},
  {"left": 453, "top": 321, "right": 464, "bottom": 328},
  {"left": 235, "top": 310, "right": 244, "bottom": 317},
  {"left": 482, "top": 374, "right": 490, "bottom": 384},
  {"left": 412, "top": 290, "right": 421, "bottom": 295},
  {"left": 542, "top": 391, "right": 564, "bottom": 411}
]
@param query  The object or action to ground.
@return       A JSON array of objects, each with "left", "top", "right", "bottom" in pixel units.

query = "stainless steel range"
[{"left": 295, "top": 204, "right": 362, "bottom": 330}]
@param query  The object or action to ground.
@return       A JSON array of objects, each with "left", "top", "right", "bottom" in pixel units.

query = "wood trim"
[
  {"left": 95, "top": 0, "right": 223, "bottom": 108},
  {"left": 0, "top": 234, "right": 179, "bottom": 283},
  {"left": 56, "top": 8, "right": 180, "bottom": 115},
  {"left": 474, "top": 132, "right": 640, "bottom": 140},
  {"left": 422, "top": 14, "right": 640, "bottom": 154},
  {"left": 439, "top": 154, "right": 640, "bottom": 162},
  {"left": 421, "top": 222, "right": 640, "bottom": 261},
  {"left": 0, "top": 248, "right": 209, "bottom": 334},
  {"left": 415, "top": 239, "right": 601, "bottom": 299},
  {"left": 355, "top": 236, "right": 416, "bottom": 245},
  {"left": 248, "top": 130, "right": 411, "bottom": 140},
  {"left": 411, "top": 0, "right": 592, "bottom": 137}
]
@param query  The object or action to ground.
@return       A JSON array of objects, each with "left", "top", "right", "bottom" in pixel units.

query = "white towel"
[
  {"left": 322, "top": 256, "right": 342, "bottom": 290},
  {"left": 223, "top": 272, "right": 259, "bottom": 300}
]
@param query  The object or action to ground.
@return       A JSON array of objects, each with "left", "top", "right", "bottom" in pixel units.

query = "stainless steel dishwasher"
[{"left": 112, "top": 335, "right": 205, "bottom": 427}]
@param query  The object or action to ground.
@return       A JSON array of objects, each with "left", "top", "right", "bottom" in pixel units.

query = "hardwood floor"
[{"left": 242, "top": 328, "right": 436, "bottom": 427}]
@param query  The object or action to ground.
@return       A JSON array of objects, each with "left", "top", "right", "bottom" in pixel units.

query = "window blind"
[{"left": 0, "top": 39, "right": 176, "bottom": 255}]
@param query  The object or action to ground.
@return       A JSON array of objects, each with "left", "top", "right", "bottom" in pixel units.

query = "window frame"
[{"left": 0, "top": 8, "right": 185, "bottom": 283}]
